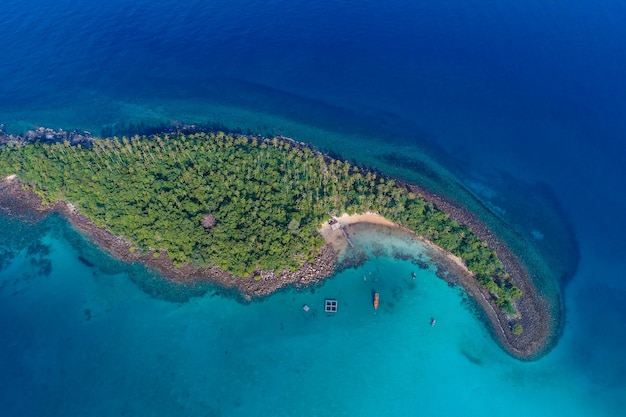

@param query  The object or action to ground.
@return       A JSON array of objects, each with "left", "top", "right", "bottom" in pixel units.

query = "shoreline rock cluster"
[
  {"left": 0, "top": 125, "right": 95, "bottom": 146},
  {"left": 0, "top": 122, "right": 225, "bottom": 147},
  {"left": 0, "top": 177, "right": 337, "bottom": 300}
]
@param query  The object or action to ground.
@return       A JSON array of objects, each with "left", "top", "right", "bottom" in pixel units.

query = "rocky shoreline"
[
  {"left": 0, "top": 125, "right": 557, "bottom": 359},
  {"left": 401, "top": 182, "right": 555, "bottom": 359},
  {"left": 0, "top": 125, "right": 95, "bottom": 147},
  {"left": 0, "top": 177, "right": 337, "bottom": 300},
  {"left": 1, "top": 174, "right": 554, "bottom": 359}
]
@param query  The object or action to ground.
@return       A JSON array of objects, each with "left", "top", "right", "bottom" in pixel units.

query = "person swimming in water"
[{"left": 430, "top": 318, "right": 436, "bottom": 327}]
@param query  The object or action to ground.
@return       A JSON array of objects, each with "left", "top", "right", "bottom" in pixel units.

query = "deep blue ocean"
[{"left": 1, "top": 0, "right": 625, "bottom": 415}]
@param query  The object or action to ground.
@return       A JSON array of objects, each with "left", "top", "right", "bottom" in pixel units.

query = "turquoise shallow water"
[{"left": 0, "top": 216, "right": 619, "bottom": 416}]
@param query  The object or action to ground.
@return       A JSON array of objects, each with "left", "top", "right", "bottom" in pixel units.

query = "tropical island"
[{"left": 0, "top": 127, "right": 554, "bottom": 359}]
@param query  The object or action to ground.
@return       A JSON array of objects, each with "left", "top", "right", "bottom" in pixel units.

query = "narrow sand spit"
[
  {"left": 319, "top": 212, "right": 468, "bottom": 274},
  {"left": 317, "top": 211, "right": 552, "bottom": 359}
]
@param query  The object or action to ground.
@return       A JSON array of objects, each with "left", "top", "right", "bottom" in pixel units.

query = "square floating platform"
[
  {"left": 302, "top": 304, "right": 310, "bottom": 312},
  {"left": 324, "top": 299, "right": 338, "bottom": 313}
]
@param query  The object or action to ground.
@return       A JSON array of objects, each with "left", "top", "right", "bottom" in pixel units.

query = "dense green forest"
[{"left": 0, "top": 132, "right": 522, "bottom": 315}]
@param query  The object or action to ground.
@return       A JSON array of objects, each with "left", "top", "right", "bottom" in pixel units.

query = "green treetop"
[{"left": 0, "top": 131, "right": 522, "bottom": 316}]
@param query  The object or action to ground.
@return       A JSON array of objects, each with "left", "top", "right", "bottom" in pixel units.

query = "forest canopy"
[{"left": 0, "top": 131, "right": 522, "bottom": 313}]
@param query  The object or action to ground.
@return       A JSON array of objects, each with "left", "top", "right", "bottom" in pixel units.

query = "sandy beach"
[
  {"left": 317, "top": 211, "right": 552, "bottom": 359},
  {"left": 320, "top": 212, "right": 470, "bottom": 276}
]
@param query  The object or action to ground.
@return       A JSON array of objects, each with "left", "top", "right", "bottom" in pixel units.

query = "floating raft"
[{"left": 324, "top": 299, "right": 338, "bottom": 313}]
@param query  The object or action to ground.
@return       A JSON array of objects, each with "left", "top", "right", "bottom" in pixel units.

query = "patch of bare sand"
[
  {"left": 319, "top": 212, "right": 469, "bottom": 274},
  {"left": 320, "top": 212, "right": 396, "bottom": 253},
  {"left": 317, "top": 211, "right": 552, "bottom": 359}
]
